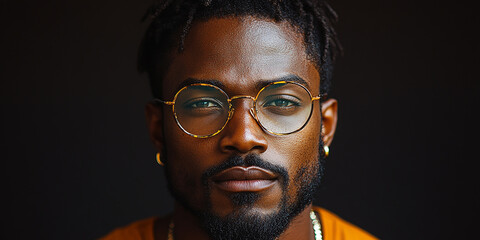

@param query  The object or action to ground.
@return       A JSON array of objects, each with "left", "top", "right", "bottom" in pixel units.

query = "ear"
[
  {"left": 145, "top": 102, "right": 164, "bottom": 152},
  {"left": 321, "top": 99, "right": 338, "bottom": 147}
]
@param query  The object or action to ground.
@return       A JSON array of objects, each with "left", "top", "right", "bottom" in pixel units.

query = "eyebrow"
[
  {"left": 176, "top": 78, "right": 226, "bottom": 91},
  {"left": 255, "top": 74, "right": 310, "bottom": 90}
]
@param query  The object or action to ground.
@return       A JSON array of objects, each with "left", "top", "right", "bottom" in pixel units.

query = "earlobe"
[
  {"left": 145, "top": 102, "right": 164, "bottom": 151},
  {"left": 321, "top": 99, "right": 338, "bottom": 147}
]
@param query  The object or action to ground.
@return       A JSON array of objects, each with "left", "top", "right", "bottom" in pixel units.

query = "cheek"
[
  {"left": 267, "top": 109, "right": 321, "bottom": 201},
  {"left": 291, "top": 108, "right": 322, "bottom": 171},
  {"left": 163, "top": 112, "right": 214, "bottom": 166},
  {"left": 163, "top": 115, "right": 218, "bottom": 204},
  {"left": 269, "top": 109, "right": 321, "bottom": 167}
]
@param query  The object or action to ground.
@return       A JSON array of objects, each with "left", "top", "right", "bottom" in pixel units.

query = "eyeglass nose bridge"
[
  {"left": 229, "top": 95, "right": 255, "bottom": 102},
  {"left": 227, "top": 95, "right": 258, "bottom": 121}
]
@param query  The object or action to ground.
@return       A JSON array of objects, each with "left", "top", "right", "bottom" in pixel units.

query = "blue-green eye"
[
  {"left": 180, "top": 98, "right": 226, "bottom": 118},
  {"left": 189, "top": 100, "right": 220, "bottom": 108},
  {"left": 262, "top": 95, "right": 301, "bottom": 108},
  {"left": 181, "top": 99, "right": 224, "bottom": 117},
  {"left": 261, "top": 95, "right": 302, "bottom": 116},
  {"left": 183, "top": 98, "right": 223, "bottom": 109},
  {"left": 264, "top": 99, "right": 298, "bottom": 107}
]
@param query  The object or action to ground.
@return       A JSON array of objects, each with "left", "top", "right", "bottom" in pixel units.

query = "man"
[{"left": 102, "top": 0, "right": 377, "bottom": 239}]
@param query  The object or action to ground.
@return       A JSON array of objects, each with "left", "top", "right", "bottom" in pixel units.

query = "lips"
[{"left": 211, "top": 166, "right": 278, "bottom": 192}]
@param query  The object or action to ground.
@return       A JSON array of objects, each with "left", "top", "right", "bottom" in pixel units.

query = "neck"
[
  {"left": 277, "top": 205, "right": 316, "bottom": 240},
  {"left": 171, "top": 202, "right": 315, "bottom": 240},
  {"left": 171, "top": 202, "right": 210, "bottom": 240}
]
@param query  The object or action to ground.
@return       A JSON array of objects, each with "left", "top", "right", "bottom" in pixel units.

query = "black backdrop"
[{"left": 1, "top": 0, "right": 477, "bottom": 239}]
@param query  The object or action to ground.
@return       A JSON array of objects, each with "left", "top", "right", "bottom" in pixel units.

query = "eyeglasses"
[{"left": 155, "top": 81, "right": 324, "bottom": 138}]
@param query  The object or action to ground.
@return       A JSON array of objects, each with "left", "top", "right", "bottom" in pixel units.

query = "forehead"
[{"left": 162, "top": 16, "right": 320, "bottom": 97}]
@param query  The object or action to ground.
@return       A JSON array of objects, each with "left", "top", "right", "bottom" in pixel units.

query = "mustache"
[{"left": 201, "top": 154, "right": 289, "bottom": 189}]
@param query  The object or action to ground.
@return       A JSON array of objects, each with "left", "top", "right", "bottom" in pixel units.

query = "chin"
[{"left": 216, "top": 191, "right": 285, "bottom": 217}]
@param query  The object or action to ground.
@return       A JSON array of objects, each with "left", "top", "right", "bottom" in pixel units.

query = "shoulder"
[
  {"left": 313, "top": 206, "right": 378, "bottom": 240},
  {"left": 98, "top": 215, "right": 170, "bottom": 240}
]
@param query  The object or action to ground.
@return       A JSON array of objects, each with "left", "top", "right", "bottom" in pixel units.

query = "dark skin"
[{"left": 146, "top": 16, "right": 338, "bottom": 240}]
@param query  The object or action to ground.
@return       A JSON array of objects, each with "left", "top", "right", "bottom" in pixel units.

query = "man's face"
[{"left": 148, "top": 16, "right": 333, "bottom": 239}]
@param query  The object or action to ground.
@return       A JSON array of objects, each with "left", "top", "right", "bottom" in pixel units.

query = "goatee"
[{"left": 165, "top": 152, "right": 323, "bottom": 240}]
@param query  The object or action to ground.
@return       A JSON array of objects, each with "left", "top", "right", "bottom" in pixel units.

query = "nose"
[{"left": 218, "top": 98, "right": 268, "bottom": 154}]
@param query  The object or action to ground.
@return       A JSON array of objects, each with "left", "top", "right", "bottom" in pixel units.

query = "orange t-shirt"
[{"left": 100, "top": 206, "right": 377, "bottom": 240}]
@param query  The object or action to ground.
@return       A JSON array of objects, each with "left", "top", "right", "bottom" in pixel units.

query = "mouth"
[{"left": 211, "top": 166, "right": 278, "bottom": 192}]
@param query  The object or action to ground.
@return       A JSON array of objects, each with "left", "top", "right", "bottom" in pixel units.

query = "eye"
[
  {"left": 180, "top": 98, "right": 226, "bottom": 117},
  {"left": 263, "top": 99, "right": 298, "bottom": 107},
  {"left": 188, "top": 100, "right": 221, "bottom": 108},
  {"left": 262, "top": 95, "right": 301, "bottom": 108},
  {"left": 260, "top": 95, "right": 302, "bottom": 116}
]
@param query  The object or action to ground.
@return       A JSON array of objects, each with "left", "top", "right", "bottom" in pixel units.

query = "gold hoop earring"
[
  {"left": 324, "top": 146, "right": 330, "bottom": 157},
  {"left": 156, "top": 153, "right": 164, "bottom": 166}
]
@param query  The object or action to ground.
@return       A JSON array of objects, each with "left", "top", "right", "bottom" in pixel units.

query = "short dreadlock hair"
[{"left": 138, "top": 0, "right": 342, "bottom": 98}]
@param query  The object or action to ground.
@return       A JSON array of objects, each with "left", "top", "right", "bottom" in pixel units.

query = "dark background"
[{"left": 1, "top": 0, "right": 477, "bottom": 239}]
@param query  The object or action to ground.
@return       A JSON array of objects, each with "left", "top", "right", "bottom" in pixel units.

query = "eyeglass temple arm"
[
  {"left": 312, "top": 93, "right": 328, "bottom": 101},
  {"left": 154, "top": 99, "right": 174, "bottom": 105}
]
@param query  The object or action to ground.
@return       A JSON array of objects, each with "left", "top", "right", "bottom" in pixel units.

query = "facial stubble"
[{"left": 163, "top": 139, "right": 326, "bottom": 240}]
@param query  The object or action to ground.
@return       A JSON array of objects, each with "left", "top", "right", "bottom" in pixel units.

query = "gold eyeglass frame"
[{"left": 154, "top": 81, "right": 324, "bottom": 138}]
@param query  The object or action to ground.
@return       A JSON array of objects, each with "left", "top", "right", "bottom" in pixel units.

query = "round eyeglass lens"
[
  {"left": 173, "top": 84, "right": 230, "bottom": 137},
  {"left": 255, "top": 82, "right": 314, "bottom": 134}
]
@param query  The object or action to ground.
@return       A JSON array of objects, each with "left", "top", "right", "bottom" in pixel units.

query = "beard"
[{"left": 164, "top": 141, "right": 326, "bottom": 240}]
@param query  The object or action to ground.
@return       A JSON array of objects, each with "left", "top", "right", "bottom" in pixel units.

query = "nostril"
[{"left": 224, "top": 145, "right": 237, "bottom": 151}]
